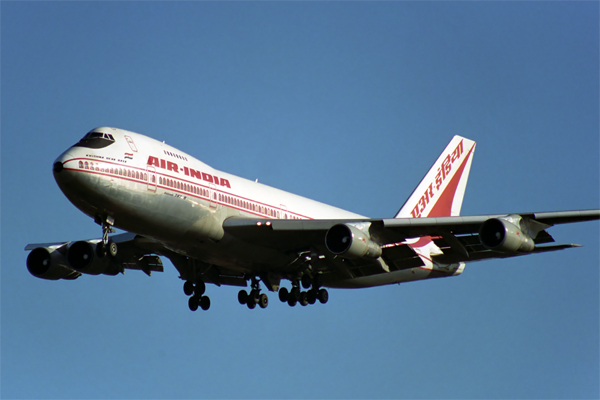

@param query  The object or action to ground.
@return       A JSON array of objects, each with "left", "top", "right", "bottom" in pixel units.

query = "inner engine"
[
  {"left": 325, "top": 224, "right": 382, "bottom": 259},
  {"left": 479, "top": 217, "right": 535, "bottom": 253},
  {"left": 66, "top": 241, "right": 120, "bottom": 275}
]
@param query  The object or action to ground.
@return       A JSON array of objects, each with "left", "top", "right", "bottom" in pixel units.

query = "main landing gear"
[
  {"left": 183, "top": 275, "right": 329, "bottom": 312},
  {"left": 278, "top": 276, "right": 328, "bottom": 307},
  {"left": 238, "top": 277, "right": 269, "bottom": 310},
  {"left": 184, "top": 280, "right": 211, "bottom": 311}
]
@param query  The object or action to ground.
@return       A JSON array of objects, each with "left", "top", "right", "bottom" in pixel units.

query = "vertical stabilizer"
[{"left": 396, "top": 136, "right": 476, "bottom": 218}]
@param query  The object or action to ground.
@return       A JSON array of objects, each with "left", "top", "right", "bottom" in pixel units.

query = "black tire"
[
  {"left": 258, "top": 293, "right": 269, "bottom": 309},
  {"left": 299, "top": 292, "right": 309, "bottom": 306},
  {"left": 188, "top": 295, "right": 199, "bottom": 311},
  {"left": 195, "top": 281, "right": 206, "bottom": 296},
  {"left": 307, "top": 289, "right": 317, "bottom": 305},
  {"left": 287, "top": 297, "right": 297, "bottom": 307},
  {"left": 247, "top": 298, "right": 256, "bottom": 309},
  {"left": 108, "top": 240, "right": 118, "bottom": 257},
  {"left": 278, "top": 287, "right": 289, "bottom": 302},
  {"left": 318, "top": 288, "right": 329, "bottom": 304},
  {"left": 238, "top": 290, "right": 248, "bottom": 305},
  {"left": 301, "top": 274, "right": 312, "bottom": 289},
  {"left": 183, "top": 281, "right": 194, "bottom": 296},
  {"left": 290, "top": 287, "right": 300, "bottom": 301},
  {"left": 200, "top": 296, "right": 211, "bottom": 311}
]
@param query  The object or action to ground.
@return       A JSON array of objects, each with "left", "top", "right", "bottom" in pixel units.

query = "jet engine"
[
  {"left": 26, "top": 247, "right": 81, "bottom": 280},
  {"left": 479, "top": 217, "right": 535, "bottom": 253},
  {"left": 66, "top": 241, "right": 120, "bottom": 275},
  {"left": 325, "top": 224, "right": 382, "bottom": 259}
]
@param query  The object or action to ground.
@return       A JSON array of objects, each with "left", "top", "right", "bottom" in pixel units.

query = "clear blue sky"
[{"left": 2, "top": 2, "right": 598, "bottom": 399}]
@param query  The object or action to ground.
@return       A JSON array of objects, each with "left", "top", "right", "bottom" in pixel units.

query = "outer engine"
[
  {"left": 27, "top": 240, "right": 121, "bottom": 280},
  {"left": 479, "top": 216, "right": 535, "bottom": 253},
  {"left": 26, "top": 247, "right": 81, "bottom": 280},
  {"left": 325, "top": 224, "right": 382, "bottom": 259}
]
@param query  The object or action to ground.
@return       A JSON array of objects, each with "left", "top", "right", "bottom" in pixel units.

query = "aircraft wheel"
[
  {"left": 287, "top": 296, "right": 297, "bottom": 307},
  {"left": 107, "top": 240, "right": 118, "bottom": 257},
  {"left": 247, "top": 298, "right": 256, "bottom": 309},
  {"left": 183, "top": 281, "right": 194, "bottom": 296},
  {"left": 238, "top": 290, "right": 248, "bottom": 305},
  {"left": 290, "top": 287, "right": 300, "bottom": 301},
  {"left": 301, "top": 274, "right": 312, "bottom": 289},
  {"left": 318, "top": 288, "right": 329, "bottom": 304},
  {"left": 299, "top": 292, "right": 309, "bottom": 306},
  {"left": 307, "top": 290, "right": 317, "bottom": 305},
  {"left": 195, "top": 281, "right": 206, "bottom": 296},
  {"left": 258, "top": 293, "right": 269, "bottom": 309},
  {"left": 188, "top": 295, "right": 199, "bottom": 311},
  {"left": 200, "top": 296, "right": 211, "bottom": 311},
  {"left": 278, "top": 287, "right": 289, "bottom": 302}
]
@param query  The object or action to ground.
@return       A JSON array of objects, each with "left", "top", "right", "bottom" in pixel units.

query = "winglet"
[{"left": 395, "top": 136, "right": 476, "bottom": 218}]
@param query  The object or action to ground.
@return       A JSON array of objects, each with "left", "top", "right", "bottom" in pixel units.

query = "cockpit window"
[{"left": 72, "top": 130, "right": 116, "bottom": 149}]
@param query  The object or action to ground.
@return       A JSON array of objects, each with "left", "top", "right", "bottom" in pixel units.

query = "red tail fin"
[{"left": 396, "top": 136, "right": 476, "bottom": 218}]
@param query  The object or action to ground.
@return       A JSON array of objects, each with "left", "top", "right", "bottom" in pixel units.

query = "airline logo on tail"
[{"left": 397, "top": 136, "right": 476, "bottom": 219}]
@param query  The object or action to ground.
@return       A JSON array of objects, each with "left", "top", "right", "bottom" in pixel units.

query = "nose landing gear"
[{"left": 95, "top": 216, "right": 117, "bottom": 258}]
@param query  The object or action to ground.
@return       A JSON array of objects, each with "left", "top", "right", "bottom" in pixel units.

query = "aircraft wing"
[
  {"left": 223, "top": 210, "right": 600, "bottom": 277},
  {"left": 25, "top": 232, "right": 164, "bottom": 279}
]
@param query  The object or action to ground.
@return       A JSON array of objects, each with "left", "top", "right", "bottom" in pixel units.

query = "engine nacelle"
[
  {"left": 66, "top": 241, "right": 120, "bottom": 275},
  {"left": 479, "top": 217, "right": 535, "bottom": 253},
  {"left": 325, "top": 224, "right": 382, "bottom": 259},
  {"left": 26, "top": 247, "right": 81, "bottom": 280}
]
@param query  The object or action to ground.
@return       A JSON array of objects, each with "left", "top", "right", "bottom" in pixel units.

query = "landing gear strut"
[
  {"left": 238, "top": 276, "right": 268, "bottom": 310},
  {"left": 96, "top": 216, "right": 117, "bottom": 258}
]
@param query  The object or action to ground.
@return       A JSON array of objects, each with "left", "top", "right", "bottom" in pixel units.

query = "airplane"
[{"left": 25, "top": 127, "right": 600, "bottom": 312}]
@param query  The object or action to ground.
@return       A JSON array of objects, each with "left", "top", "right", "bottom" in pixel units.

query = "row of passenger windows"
[
  {"left": 159, "top": 176, "right": 209, "bottom": 197},
  {"left": 79, "top": 160, "right": 303, "bottom": 220},
  {"left": 79, "top": 161, "right": 147, "bottom": 181},
  {"left": 157, "top": 176, "right": 301, "bottom": 219},
  {"left": 216, "top": 193, "right": 302, "bottom": 219},
  {"left": 217, "top": 193, "right": 282, "bottom": 217}
]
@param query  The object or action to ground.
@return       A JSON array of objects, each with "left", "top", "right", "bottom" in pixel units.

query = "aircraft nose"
[
  {"left": 53, "top": 151, "right": 75, "bottom": 175},
  {"left": 53, "top": 160, "right": 64, "bottom": 174}
]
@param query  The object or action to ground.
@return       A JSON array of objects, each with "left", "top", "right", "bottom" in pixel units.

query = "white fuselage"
[{"left": 53, "top": 127, "right": 462, "bottom": 288}]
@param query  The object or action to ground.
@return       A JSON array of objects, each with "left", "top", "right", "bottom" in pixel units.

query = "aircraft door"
[
  {"left": 209, "top": 183, "right": 217, "bottom": 208},
  {"left": 147, "top": 166, "right": 157, "bottom": 192},
  {"left": 124, "top": 135, "right": 138, "bottom": 152}
]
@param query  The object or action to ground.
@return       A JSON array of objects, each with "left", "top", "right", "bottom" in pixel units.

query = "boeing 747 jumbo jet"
[{"left": 26, "top": 128, "right": 599, "bottom": 312}]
